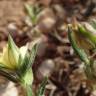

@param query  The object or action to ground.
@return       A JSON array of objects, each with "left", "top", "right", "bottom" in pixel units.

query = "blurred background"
[{"left": 0, "top": 0, "right": 96, "bottom": 96}]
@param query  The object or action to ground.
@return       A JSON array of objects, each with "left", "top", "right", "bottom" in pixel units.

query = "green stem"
[{"left": 26, "top": 85, "right": 33, "bottom": 96}]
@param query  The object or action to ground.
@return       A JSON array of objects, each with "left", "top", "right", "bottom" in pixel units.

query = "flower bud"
[
  {"left": 0, "top": 35, "right": 28, "bottom": 70},
  {"left": 0, "top": 35, "right": 38, "bottom": 87},
  {"left": 68, "top": 19, "right": 96, "bottom": 90},
  {"left": 68, "top": 25, "right": 90, "bottom": 64}
]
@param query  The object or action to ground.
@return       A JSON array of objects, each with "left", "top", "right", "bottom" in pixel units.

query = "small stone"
[
  {"left": 7, "top": 23, "right": 17, "bottom": 32},
  {"left": 37, "top": 35, "right": 48, "bottom": 57},
  {"left": 0, "top": 81, "right": 18, "bottom": 96},
  {"left": 53, "top": 4, "right": 66, "bottom": 20},
  {"left": 35, "top": 8, "right": 56, "bottom": 33},
  {"left": 36, "top": 59, "right": 55, "bottom": 80}
]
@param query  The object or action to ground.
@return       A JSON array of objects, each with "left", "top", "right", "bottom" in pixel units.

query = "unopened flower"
[
  {"left": 69, "top": 23, "right": 95, "bottom": 51},
  {"left": 0, "top": 35, "right": 28, "bottom": 70},
  {"left": 68, "top": 19, "right": 96, "bottom": 90},
  {"left": 68, "top": 24, "right": 90, "bottom": 64},
  {"left": 0, "top": 35, "right": 38, "bottom": 86}
]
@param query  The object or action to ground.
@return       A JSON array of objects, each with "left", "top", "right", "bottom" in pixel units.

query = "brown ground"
[{"left": 0, "top": 0, "right": 96, "bottom": 96}]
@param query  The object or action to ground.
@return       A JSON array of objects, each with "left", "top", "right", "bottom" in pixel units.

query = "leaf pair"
[{"left": 25, "top": 4, "right": 42, "bottom": 24}]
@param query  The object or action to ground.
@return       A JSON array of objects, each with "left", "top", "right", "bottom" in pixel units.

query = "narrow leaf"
[
  {"left": 0, "top": 69, "right": 18, "bottom": 83},
  {"left": 25, "top": 4, "right": 34, "bottom": 19},
  {"left": 37, "top": 77, "right": 48, "bottom": 96},
  {"left": 25, "top": 4, "right": 37, "bottom": 24}
]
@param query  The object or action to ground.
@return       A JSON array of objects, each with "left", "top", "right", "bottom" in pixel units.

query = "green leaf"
[
  {"left": 68, "top": 25, "right": 90, "bottom": 64},
  {"left": 18, "top": 42, "right": 38, "bottom": 78},
  {"left": 25, "top": 4, "right": 42, "bottom": 24},
  {"left": 25, "top": 4, "right": 37, "bottom": 24},
  {"left": 18, "top": 54, "right": 29, "bottom": 78},
  {"left": 37, "top": 77, "right": 48, "bottom": 96},
  {"left": 25, "top": 4, "right": 34, "bottom": 18}
]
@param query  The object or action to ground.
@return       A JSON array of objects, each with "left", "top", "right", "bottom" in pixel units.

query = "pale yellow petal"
[
  {"left": 1, "top": 46, "right": 13, "bottom": 69},
  {"left": 8, "top": 35, "right": 20, "bottom": 69},
  {"left": 20, "top": 44, "right": 28, "bottom": 60}
]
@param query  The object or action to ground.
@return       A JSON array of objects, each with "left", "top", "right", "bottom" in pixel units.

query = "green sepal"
[
  {"left": 8, "top": 35, "right": 19, "bottom": 52},
  {"left": 78, "top": 24, "right": 96, "bottom": 46},
  {"left": 28, "top": 42, "right": 38, "bottom": 67},
  {"left": 18, "top": 42, "right": 38, "bottom": 78},
  {"left": 17, "top": 52, "right": 29, "bottom": 77},
  {"left": 8, "top": 35, "right": 19, "bottom": 68}
]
